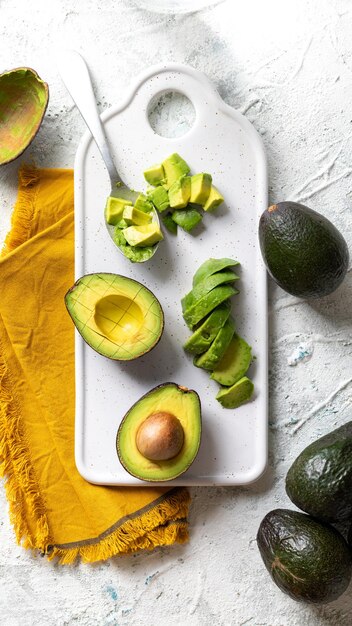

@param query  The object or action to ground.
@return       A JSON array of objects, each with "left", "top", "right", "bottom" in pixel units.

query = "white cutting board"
[{"left": 74, "top": 63, "right": 268, "bottom": 486}]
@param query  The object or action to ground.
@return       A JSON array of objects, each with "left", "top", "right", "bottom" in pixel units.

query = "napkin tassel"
[{"left": 2, "top": 165, "right": 39, "bottom": 256}]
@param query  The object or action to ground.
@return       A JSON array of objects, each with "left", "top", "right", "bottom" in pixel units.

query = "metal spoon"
[{"left": 56, "top": 49, "right": 160, "bottom": 261}]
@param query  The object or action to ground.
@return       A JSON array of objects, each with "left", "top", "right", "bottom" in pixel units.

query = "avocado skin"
[
  {"left": 257, "top": 509, "right": 352, "bottom": 604},
  {"left": 259, "top": 201, "right": 349, "bottom": 298},
  {"left": 286, "top": 421, "right": 352, "bottom": 522}
]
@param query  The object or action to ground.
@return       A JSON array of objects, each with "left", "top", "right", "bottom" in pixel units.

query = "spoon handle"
[{"left": 57, "top": 49, "right": 120, "bottom": 185}]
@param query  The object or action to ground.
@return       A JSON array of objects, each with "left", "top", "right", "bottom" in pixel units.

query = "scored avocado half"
[
  {"left": 117, "top": 383, "right": 201, "bottom": 481},
  {"left": 65, "top": 273, "right": 164, "bottom": 361}
]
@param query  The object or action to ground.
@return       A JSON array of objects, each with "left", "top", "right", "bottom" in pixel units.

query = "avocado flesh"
[
  {"left": 182, "top": 270, "right": 239, "bottom": 313},
  {"left": 257, "top": 509, "right": 352, "bottom": 604},
  {"left": 144, "top": 163, "right": 165, "bottom": 186},
  {"left": 114, "top": 230, "right": 156, "bottom": 263},
  {"left": 203, "top": 185, "right": 224, "bottom": 211},
  {"left": 194, "top": 318, "right": 235, "bottom": 371},
  {"left": 171, "top": 207, "right": 202, "bottom": 232},
  {"left": 65, "top": 273, "right": 164, "bottom": 361},
  {"left": 134, "top": 193, "right": 153, "bottom": 213},
  {"left": 183, "top": 285, "right": 237, "bottom": 328},
  {"left": 216, "top": 376, "right": 254, "bottom": 408},
  {"left": 122, "top": 224, "right": 163, "bottom": 247},
  {"left": 190, "top": 173, "right": 212, "bottom": 205},
  {"left": 183, "top": 304, "right": 231, "bottom": 355},
  {"left": 259, "top": 201, "right": 349, "bottom": 298},
  {"left": 286, "top": 421, "right": 352, "bottom": 522},
  {"left": 193, "top": 258, "right": 240, "bottom": 287},
  {"left": 123, "top": 206, "right": 152, "bottom": 226},
  {"left": 169, "top": 175, "right": 191, "bottom": 209},
  {"left": 105, "top": 197, "right": 132, "bottom": 225},
  {"left": 161, "top": 212, "right": 177, "bottom": 234},
  {"left": 117, "top": 383, "right": 201, "bottom": 481},
  {"left": 162, "top": 153, "right": 190, "bottom": 189},
  {"left": 211, "top": 335, "right": 252, "bottom": 386},
  {"left": 148, "top": 185, "right": 170, "bottom": 213}
]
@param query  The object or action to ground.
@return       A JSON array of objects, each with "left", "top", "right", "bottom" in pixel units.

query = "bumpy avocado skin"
[
  {"left": 259, "top": 202, "right": 349, "bottom": 298},
  {"left": 286, "top": 421, "right": 352, "bottom": 522},
  {"left": 257, "top": 509, "right": 352, "bottom": 604}
]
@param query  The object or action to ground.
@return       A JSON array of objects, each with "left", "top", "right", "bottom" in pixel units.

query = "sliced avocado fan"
[
  {"left": 65, "top": 273, "right": 164, "bottom": 361},
  {"left": 183, "top": 303, "right": 231, "bottom": 355}
]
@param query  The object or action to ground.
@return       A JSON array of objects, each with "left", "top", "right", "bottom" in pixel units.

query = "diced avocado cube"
[
  {"left": 123, "top": 206, "right": 152, "bottom": 226},
  {"left": 190, "top": 173, "right": 212, "bottom": 205},
  {"left": 144, "top": 163, "right": 165, "bottom": 186},
  {"left": 162, "top": 153, "right": 190, "bottom": 189},
  {"left": 203, "top": 186, "right": 224, "bottom": 212},
  {"left": 105, "top": 196, "right": 132, "bottom": 225},
  {"left": 161, "top": 213, "right": 178, "bottom": 234},
  {"left": 169, "top": 175, "right": 191, "bottom": 209},
  {"left": 171, "top": 207, "right": 202, "bottom": 232},
  {"left": 122, "top": 224, "right": 164, "bottom": 247},
  {"left": 134, "top": 193, "right": 153, "bottom": 213},
  {"left": 147, "top": 185, "right": 170, "bottom": 213},
  {"left": 116, "top": 218, "right": 128, "bottom": 229}
]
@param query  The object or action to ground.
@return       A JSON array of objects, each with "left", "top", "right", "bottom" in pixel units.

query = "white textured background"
[{"left": 1, "top": 0, "right": 352, "bottom": 624}]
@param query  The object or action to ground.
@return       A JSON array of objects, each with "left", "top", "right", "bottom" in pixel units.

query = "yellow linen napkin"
[{"left": 0, "top": 166, "right": 190, "bottom": 563}]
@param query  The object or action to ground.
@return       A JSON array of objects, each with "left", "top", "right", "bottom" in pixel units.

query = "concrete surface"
[{"left": 1, "top": 0, "right": 352, "bottom": 624}]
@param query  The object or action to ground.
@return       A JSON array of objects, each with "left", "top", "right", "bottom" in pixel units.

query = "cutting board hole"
[{"left": 148, "top": 91, "right": 196, "bottom": 138}]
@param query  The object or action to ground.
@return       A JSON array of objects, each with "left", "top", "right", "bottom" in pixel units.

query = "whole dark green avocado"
[
  {"left": 286, "top": 421, "right": 352, "bottom": 522},
  {"left": 257, "top": 509, "right": 352, "bottom": 604},
  {"left": 258, "top": 201, "right": 349, "bottom": 298}
]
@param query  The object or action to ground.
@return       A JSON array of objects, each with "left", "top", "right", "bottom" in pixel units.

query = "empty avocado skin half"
[
  {"left": 116, "top": 383, "right": 202, "bottom": 482},
  {"left": 65, "top": 273, "right": 164, "bottom": 361},
  {"left": 0, "top": 67, "right": 49, "bottom": 165}
]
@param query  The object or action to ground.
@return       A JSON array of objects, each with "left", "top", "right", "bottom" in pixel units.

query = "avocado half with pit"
[
  {"left": 117, "top": 383, "right": 201, "bottom": 481},
  {"left": 65, "top": 273, "right": 164, "bottom": 361},
  {"left": 0, "top": 67, "right": 49, "bottom": 165}
]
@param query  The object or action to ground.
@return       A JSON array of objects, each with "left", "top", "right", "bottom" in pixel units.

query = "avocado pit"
[{"left": 136, "top": 412, "right": 184, "bottom": 461}]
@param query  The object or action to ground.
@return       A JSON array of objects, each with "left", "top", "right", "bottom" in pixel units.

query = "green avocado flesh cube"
[
  {"left": 105, "top": 196, "right": 132, "bottom": 225},
  {"left": 171, "top": 207, "right": 202, "bottom": 232},
  {"left": 162, "top": 153, "right": 190, "bottom": 189},
  {"left": 161, "top": 213, "right": 177, "bottom": 234},
  {"left": 193, "top": 258, "right": 240, "bottom": 287},
  {"left": 211, "top": 335, "right": 252, "bottom": 386},
  {"left": 183, "top": 285, "right": 237, "bottom": 328},
  {"left": 183, "top": 304, "right": 231, "bottom": 355},
  {"left": 134, "top": 193, "right": 153, "bottom": 213},
  {"left": 117, "top": 383, "right": 201, "bottom": 481},
  {"left": 169, "top": 175, "right": 191, "bottom": 209},
  {"left": 190, "top": 173, "right": 212, "bottom": 205},
  {"left": 144, "top": 163, "right": 165, "bottom": 186},
  {"left": 216, "top": 376, "right": 254, "bottom": 409},
  {"left": 148, "top": 185, "right": 170, "bottom": 212},
  {"left": 182, "top": 270, "right": 239, "bottom": 314},
  {"left": 194, "top": 318, "right": 235, "bottom": 370},
  {"left": 114, "top": 228, "right": 156, "bottom": 262},
  {"left": 65, "top": 273, "right": 164, "bottom": 361},
  {"left": 123, "top": 206, "right": 152, "bottom": 226},
  {"left": 203, "top": 186, "right": 224, "bottom": 211},
  {"left": 122, "top": 224, "right": 164, "bottom": 247}
]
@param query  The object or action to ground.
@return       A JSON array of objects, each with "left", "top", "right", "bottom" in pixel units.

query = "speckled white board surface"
[
  {"left": 74, "top": 63, "right": 268, "bottom": 486},
  {"left": 1, "top": 0, "right": 352, "bottom": 624}
]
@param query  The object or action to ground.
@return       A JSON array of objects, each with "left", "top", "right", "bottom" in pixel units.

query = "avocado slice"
[
  {"left": 65, "top": 273, "right": 164, "bottom": 361},
  {"left": 169, "top": 175, "right": 191, "bottom": 209},
  {"left": 116, "top": 383, "right": 201, "bottom": 481},
  {"left": 144, "top": 163, "right": 165, "bottom": 186},
  {"left": 192, "top": 258, "right": 240, "bottom": 287},
  {"left": 190, "top": 173, "right": 212, "bottom": 205},
  {"left": 183, "top": 284, "right": 237, "bottom": 328},
  {"left": 183, "top": 304, "right": 231, "bottom": 355},
  {"left": 203, "top": 186, "right": 224, "bottom": 211},
  {"left": 286, "top": 421, "right": 352, "bottom": 523},
  {"left": 147, "top": 185, "right": 170, "bottom": 213},
  {"left": 194, "top": 318, "right": 235, "bottom": 371},
  {"left": 161, "top": 212, "right": 177, "bottom": 234},
  {"left": 105, "top": 197, "right": 132, "bottom": 225},
  {"left": 123, "top": 206, "right": 152, "bottom": 226},
  {"left": 259, "top": 201, "right": 349, "bottom": 298},
  {"left": 171, "top": 207, "right": 202, "bottom": 232},
  {"left": 134, "top": 193, "right": 153, "bottom": 213},
  {"left": 211, "top": 335, "right": 252, "bottom": 386},
  {"left": 257, "top": 509, "right": 352, "bottom": 604},
  {"left": 162, "top": 153, "right": 190, "bottom": 189},
  {"left": 216, "top": 376, "right": 254, "bottom": 408},
  {"left": 182, "top": 270, "right": 239, "bottom": 314},
  {"left": 122, "top": 224, "right": 164, "bottom": 247}
]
